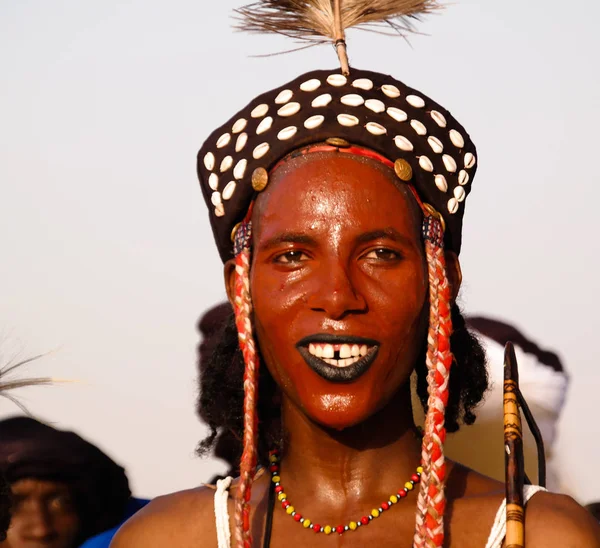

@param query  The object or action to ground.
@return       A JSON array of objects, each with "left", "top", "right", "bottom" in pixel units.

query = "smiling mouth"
[{"left": 296, "top": 334, "right": 380, "bottom": 383}]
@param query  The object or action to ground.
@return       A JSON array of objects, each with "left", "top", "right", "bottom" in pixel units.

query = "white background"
[{"left": 1, "top": 0, "right": 599, "bottom": 503}]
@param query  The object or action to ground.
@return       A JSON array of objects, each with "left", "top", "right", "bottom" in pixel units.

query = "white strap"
[
  {"left": 214, "top": 476, "right": 233, "bottom": 548},
  {"left": 484, "top": 485, "right": 547, "bottom": 548}
]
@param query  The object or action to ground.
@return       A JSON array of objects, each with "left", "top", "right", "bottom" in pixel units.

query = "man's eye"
[
  {"left": 274, "top": 250, "right": 308, "bottom": 264},
  {"left": 364, "top": 248, "right": 401, "bottom": 261}
]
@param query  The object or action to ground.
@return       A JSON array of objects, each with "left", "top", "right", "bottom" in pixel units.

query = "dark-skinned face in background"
[
  {"left": 236, "top": 152, "right": 431, "bottom": 431},
  {"left": 1, "top": 478, "right": 80, "bottom": 548}
]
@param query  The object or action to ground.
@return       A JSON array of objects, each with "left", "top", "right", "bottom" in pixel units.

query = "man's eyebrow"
[
  {"left": 258, "top": 232, "right": 317, "bottom": 251},
  {"left": 355, "top": 228, "right": 415, "bottom": 247}
]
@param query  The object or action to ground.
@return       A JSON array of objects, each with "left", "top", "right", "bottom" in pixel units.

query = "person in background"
[{"left": 0, "top": 417, "right": 135, "bottom": 548}]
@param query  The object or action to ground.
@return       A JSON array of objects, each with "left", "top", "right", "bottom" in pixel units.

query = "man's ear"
[
  {"left": 224, "top": 259, "right": 237, "bottom": 307},
  {"left": 444, "top": 250, "right": 462, "bottom": 304}
]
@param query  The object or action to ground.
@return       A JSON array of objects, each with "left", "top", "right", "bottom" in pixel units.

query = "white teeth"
[
  {"left": 351, "top": 344, "right": 360, "bottom": 357},
  {"left": 322, "top": 344, "right": 334, "bottom": 359},
  {"left": 340, "top": 344, "right": 351, "bottom": 359},
  {"left": 309, "top": 343, "right": 316, "bottom": 356},
  {"left": 360, "top": 345, "right": 368, "bottom": 356},
  {"left": 315, "top": 345, "right": 323, "bottom": 358}
]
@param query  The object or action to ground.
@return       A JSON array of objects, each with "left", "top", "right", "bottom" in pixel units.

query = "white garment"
[{"left": 213, "top": 479, "right": 546, "bottom": 548}]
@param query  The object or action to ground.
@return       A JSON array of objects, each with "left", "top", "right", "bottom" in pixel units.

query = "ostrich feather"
[
  {"left": 234, "top": 0, "right": 441, "bottom": 43},
  {"left": 0, "top": 354, "right": 54, "bottom": 413}
]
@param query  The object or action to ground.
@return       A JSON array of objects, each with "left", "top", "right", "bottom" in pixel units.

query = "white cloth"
[
  {"left": 484, "top": 485, "right": 547, "bottom": 548},
  {"left": 213, "top": 477, "right": 545, "bottom": 548}
]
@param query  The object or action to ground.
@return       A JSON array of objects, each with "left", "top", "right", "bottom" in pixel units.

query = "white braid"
[{"left": 214, "top": 476, "right": 233, "bottom": 548}]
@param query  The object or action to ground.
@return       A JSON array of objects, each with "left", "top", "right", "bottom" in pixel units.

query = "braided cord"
[
  {"left": 413, "top": 215, "right": 453, "bottom": 548},
  {"left": 233, "top": 221, "right": 260, "bottom": 548}
]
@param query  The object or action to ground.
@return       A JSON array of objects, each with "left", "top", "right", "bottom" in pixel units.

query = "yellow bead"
[
  {"left": 303, "top": 519, "right": 311, "bottom": 529},
  {"left": 417, "top": 466, "right": 424, "bottom": 474},
  {"left": 349, "top": 522, "right": 357, "bottom": 531},
  {"left": 390, "top": 495, "right": 398, "bottom": 504},
  {"left": 272, "top": 475, "right": 280, "bottom": 483},
  {"left": 277, "top": 493, "right": 286, "bottom": 502},
  {"left": 286, "top": 506, "right": 294, "bottom": 515},
  {"left": 324, "top": 526, "right": 332, "bottom": 535},
  {"left": 371, "top": 509, "right": 380, "bottom": 518},
  {"left": 269, "top": 454, "right": 278, "bottom": 463},
  {"left": 405, "top": 482, "right": 414, "bottom": 491}
]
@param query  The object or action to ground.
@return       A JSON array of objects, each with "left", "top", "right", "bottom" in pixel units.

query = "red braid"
[
  {"left": 413, "top": 214, "right": 454, "bottom": 548},
  {"left": 232, "top": 222, "right": 260, "bottom": 548}
]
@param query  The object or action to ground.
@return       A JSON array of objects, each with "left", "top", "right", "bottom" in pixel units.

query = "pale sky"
[{"left": 1, "top": 0, "right": 599, "bottom": 503}]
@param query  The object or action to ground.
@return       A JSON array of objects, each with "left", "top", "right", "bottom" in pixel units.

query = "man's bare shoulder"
[
  {"left": 110, "top": 485, "right": 218, "bottom": 547},
  {"left": 524, "top": 492, "right": 600, "bottom": 548}
]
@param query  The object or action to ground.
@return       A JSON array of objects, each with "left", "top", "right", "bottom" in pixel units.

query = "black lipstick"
[{"left": 296, "top": 334, "right": 380, "bottom": 383}]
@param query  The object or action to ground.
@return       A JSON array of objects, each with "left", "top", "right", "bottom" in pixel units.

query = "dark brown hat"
[{"left": 197, "top": 67, "right": 477, "bottom": 262}]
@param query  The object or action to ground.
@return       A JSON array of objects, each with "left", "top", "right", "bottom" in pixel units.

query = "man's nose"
[{"left": 308, "top": 261, "right": 367, "bottom": 320}]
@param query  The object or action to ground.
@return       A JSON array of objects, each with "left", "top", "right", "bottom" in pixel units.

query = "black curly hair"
[{"left": 197, "top": 302, "right": 488, "bottom": 472}]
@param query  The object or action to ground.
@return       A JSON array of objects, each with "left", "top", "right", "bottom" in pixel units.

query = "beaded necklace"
[{"left": 268, "top": 450, "right": 423, "bottom": 537}]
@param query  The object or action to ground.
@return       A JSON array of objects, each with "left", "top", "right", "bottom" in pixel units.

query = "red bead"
[
  {"left": 282, "top": 501, "right": 290, "bottom": 509},
  {"left": 336, "top": 525, "right": 344, "bottom": 534},
  {"left": 381, "top": 502, "right": 390, "bottom": 511},
  {"left": 313, "top": 524, "right": 321, "bottom": 532},
  {"left": 269, "top": 464, "right": 278, "bottom": 473},
  {"left": 411, "top": 474, "right": 420, "bottom": 483},
  {"left": 361, "top": 516, "right": 369, "bottom": 525},
  {"left": 275, "top": 485, "right": 283, "bottom": 493},
  {"left": 294, "top": 513, "right": 302, "bottom": 522},
  {"left": 399, "top": 489, "right": 407, "bottom": 498}
]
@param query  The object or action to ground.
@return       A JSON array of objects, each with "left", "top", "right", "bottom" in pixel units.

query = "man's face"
[{"left": 1, "top": 478, "right": 80, "bottom": 548}]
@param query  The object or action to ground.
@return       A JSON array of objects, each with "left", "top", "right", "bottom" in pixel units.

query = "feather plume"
[
  {"left": 0, "top": 354, "right": 55, "bottom": 414},
  {"left": 235, "top": 0, "right": 441, "bottom": 73}
]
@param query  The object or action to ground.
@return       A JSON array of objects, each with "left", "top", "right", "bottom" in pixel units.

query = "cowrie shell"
[
  {"left": 251, "top": 104, "right": 269, "bottom": 118},
  {"left": 312, "top": 93, "right": 332, "bottom": 108},
  {"left": 208, "top": 173, "right": 219, "bottom": 190},
  {"left": 381, "top": 84, "right": 400, "bottom": 98},
  {"left": 410, "top": 120, "right": 427, "bottom": 136},
  {"left": 464, "top": 152, "right": 476, "bottom": 168},
  {"left": 277, "top": 126, "right": 298, "bottom": 140},
  {"left": 387, "top": 107, "right": 408, "bottom": 122},
  {"left": 232, "top": 119, "right": 247, "bottom": 133},
  {"left": 220, "top": 155, "right": 233, "bottom": 172},
  {"left": 448, "top": 197, "right": 459, "bottom": 214},
  {"left": 394, "top": 135, "right": 414, "bottom": 152},
  {"left": 300, "top": 78, "right": 321, "bottom": 92},
  {"left": 428, "top": 136, "right": 444, "bottom": 154},
  {"left": 435, "top": 174, "right": 448, "bottom": 192},
  {"left": 211, "top": 191, "right": 222, "bottom": 206},
  {"left": 222, "top": 181, "right": 236, "bottom": 201},
  {"left": 233, "top": 159, "right": 247, "bottom": 180},
  {"left": 235, "top": 133, "right": 248, "bottom": 152},
  {"left": 406, "top": 95, "right": 425, "bottom": 108},
  {"left": 214, "top": 204, "right": 225, "bottom": 217},
  {"left": 365, "top": 122, "right": 387, "bottom": 136},
  {"left": 365, "top": 99, "right": 385, "bottom": 113},
  {"left": 327, "top": 74, "right": 347, "bottom": 87},
  {"left": 430, "top": 110, "right": 447, "bottom": 128},
  {"left": 278, "top": 102, "right": 301, "bottom": 117},
  {"left": 253, "top": 143, "right": 270, "bottom": 159},
  {"left": 458, "top": 170, "right": 469, "bottom": 186},
  {"left": 419, "top": 156, "right": 434, "bottom": 172},
  {"left": 275, "top": 89, "right": 293, "bottom": 104},
  {"left": 443, "top": 154, "right": 457, "bottom": 173},
  {"left": 454, "top": 186, "right": 466, "bottom": 202},
  {"left": 450, "top": 129, "right": 465, "bottom": 148},
  {"left": 352, "top": 78, "right": 373, "bottom": 90},
  {"left": 337, "top": 113, "right": 359, "bottom": 127},
  {"left": 256, "top": 116, "right": 273, "bottom": 135},
  {"left": 341, "top": 94, "right": 365, "bottom": 107},
  {"left": 204, "top": 152, "right": 215, "bottom": 170},
  {"left": 216, "top": 133, "right": 231, "bottom": 149},
  {"left": 304, "top": 115, "right": 325, "bottom": 129}
]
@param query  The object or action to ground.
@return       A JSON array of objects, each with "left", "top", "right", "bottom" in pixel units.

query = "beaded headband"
[{"left": 197, "top": 68, "right": 477, "bottom": 261}]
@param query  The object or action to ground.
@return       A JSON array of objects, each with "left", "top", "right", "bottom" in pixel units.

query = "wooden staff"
[{"left": 504, "top": 342, "right": 525, "bottom": 548}]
